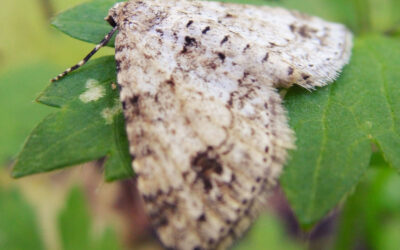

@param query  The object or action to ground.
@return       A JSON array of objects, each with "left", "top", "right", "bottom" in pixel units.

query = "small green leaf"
[
  {"left": 52, "top": 0, "right": 119, "bottom": 46},
  {"left": 282, "top": 35, "right": 400, "bottom": 225},
  {"left": 0, "top": 188, "right": 44, "bottom": 250},
  {"left": 12, "top": 56, "right": 133, "bottom": 181}
]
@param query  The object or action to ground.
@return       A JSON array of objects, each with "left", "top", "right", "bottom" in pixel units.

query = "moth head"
[
  {"left": 105, "top": 2, "right": 126, "bottom": 28},
  {"left": 106, "top": 1, "right": 166, "bottom": 31}
]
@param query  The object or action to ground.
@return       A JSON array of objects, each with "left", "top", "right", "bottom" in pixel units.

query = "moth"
[{"left": 52, "top": 0, "right": 353, "bottom": 249}]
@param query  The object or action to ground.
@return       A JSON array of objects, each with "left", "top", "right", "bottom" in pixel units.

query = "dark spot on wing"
[
  {"left": 130, "top": 95, "right": 140, "bottom": 115},
  {"left": 202, "top": 26, "right": 210, "bottom": 34},
  {"left": 220, "top": 35, "right": 229, "bottom": 45},
  {"left": 115, "top": 59, "right": 121, "bottom": 72},
  {"left": 165, "top": 77, "right": 175, "bottom": 87},
  {"left": 121, "top": 101, "right": 126, "bottom": 110},
  {"left": 156, "top": 29, "right": 164, "bottom": 36},
  {"left": 302, "top": 73, "right": 310, "bottom": 80},
  {"left": 154, "top": 216, "right": 168, "bottom": 228},
  {"left": 217, "top": 52, "right": 226, "bottom": 62},
  {"left": 182, "top": 36, "right": 197, "bottom": 53},
  {"left": 289, "top": 24, "right": 296, "bottom": 32},
  {"left": 186, "top": 20, "right": 193, "bottom": 27},
  {"left": 198, "top": 213, "right": 206, "bottom": 222},
  {"left": 262, "top": 52, "right": 269, "bottom": 62},
  {"left": 288, "top": 67, "right": 294, "bottom": 76},
  {"left": 298, "top": 25, "right": 317, "bottom": 38},
  {"left": 191, "top": 150, "right": 223, "bottom": 192}
]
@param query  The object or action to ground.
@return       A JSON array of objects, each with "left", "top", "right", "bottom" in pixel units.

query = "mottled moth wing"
[{"left": 106, "top": 0, "right": 352, "bottom": 249}]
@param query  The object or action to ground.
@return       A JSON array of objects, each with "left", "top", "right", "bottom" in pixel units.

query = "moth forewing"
[{"left": 53, "top": 0, "right": 352, "bottom": 249}]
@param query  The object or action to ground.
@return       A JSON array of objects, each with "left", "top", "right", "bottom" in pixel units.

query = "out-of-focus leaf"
[
  {"left": 51, "top": 0, "right": 119, "bottom": 46},
  {"left": 282, "top": 35, "right": 400, "bottom": 226},
  {"left": 93, "top": 227, "right": 122, "bottom": 250},
  {"left": 58, "top": 187, "right": 91, "bottom": 250},
  {"left": 0, "top": 187, "right": 44, "bottom": 250},
  {"left": 0, "top": 63, "right": 55, "bottom": 164},
  {"left": 233, "top": 213, "right": 304, "bottom": 250},
  {"left": 12, "top": 56, "right": 133, "bottom": 181},
  {"left": 334, "top": 166, "right": 400, "bottom": 250},
  {"left": 58, "top": 186, "right": 122, "bottom": 250}
]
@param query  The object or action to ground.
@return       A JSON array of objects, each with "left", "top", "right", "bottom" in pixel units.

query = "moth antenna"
[{"left": 51, "top": 26, "right": 118, "bottom": 82}]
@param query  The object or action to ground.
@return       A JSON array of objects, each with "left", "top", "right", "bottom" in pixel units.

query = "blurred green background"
[{"left": 1, "top": 0, "right": 400, "bottom": 249}]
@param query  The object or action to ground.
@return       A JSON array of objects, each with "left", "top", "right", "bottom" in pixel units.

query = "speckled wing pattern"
[{"left": 106, "top": 0, "right": 352, "bottom": 249}]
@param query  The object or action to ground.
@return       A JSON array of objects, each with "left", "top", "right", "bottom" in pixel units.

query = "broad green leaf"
[
  {"left": 0, "top": 187, "right": 44, "bottom": 250},
  {"left": 282, "top": 35, "right": 400, "bottom": 225},
  {"left": 52, "top": 0, "right": 119, "bottom": 46},
  {"left": 0, "top": 63, "right": 54, "bottom": 164},
  {"left": 12, "top": 56, "right": 133, "bottom": 181}
]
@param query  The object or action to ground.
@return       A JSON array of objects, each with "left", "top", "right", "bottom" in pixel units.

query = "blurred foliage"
[
  {"left": 0, "top": 184, "right": 120, "bottom": 250},
  {"left": 334, "top": 165, "right": 400, "bottom": 250},
  {"left": 0, "top": 187, "right": 44, "bottom": 250},
  {"left": 0, "top": 63, "right": 54, "bottom": 163},
  {"left": 59, "top": 187, "right": 121, "bottom": 250},
  {"left": 1, "top": 0, "right": 400, "bottom": 249},
  {"left": 234, "top": 214, "right": 305, "bottom": 250}
]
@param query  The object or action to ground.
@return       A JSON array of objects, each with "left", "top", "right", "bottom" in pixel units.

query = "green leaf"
[
  {"left": 0, "top": 62, "right": 55, "bottom": 164},
  {"left": 282, "top": 35, "right": 400, "bottom": 226},
  {"left": 12, "top": 56, "right": 133, "bottom": 181},
  {"left": 51, "top": 0, "right": 119, "bottom": 46},
  {"left": 0, "top": 187, "right": 44, "bottom": 250}
]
